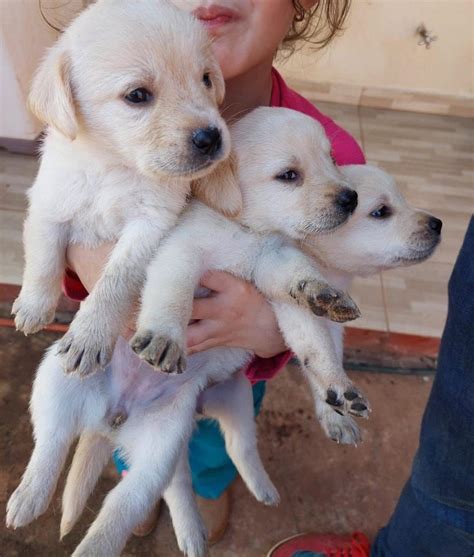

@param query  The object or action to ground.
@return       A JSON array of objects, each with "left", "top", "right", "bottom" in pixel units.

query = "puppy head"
[
  {"left": 304, "top": 165, "right": 442, "bottom": 276},
  {"left": 219, "top": 107, "right": 359, "bottom": 238},
  {"left": 29, "top": 0, "right": 229, "bottom": 179}
]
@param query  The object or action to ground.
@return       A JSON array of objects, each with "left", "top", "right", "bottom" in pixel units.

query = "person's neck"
[{"left": 221, "top": 58, "right": 273, "bottom": 123}]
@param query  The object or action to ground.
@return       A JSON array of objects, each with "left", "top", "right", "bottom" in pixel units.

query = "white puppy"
[
  {"left": 7, "top": 107, "right": 361, "bottom": 557},
  {"left": 12, "top": 0, "right": 234, "bottom": 378},
  {"left": 275, "top": 163, "right": 442, "bottom": 444},
  {"left": 131, "top": 161, "right": 442, "bottom": 548},
  {"left": 56, "top": 161, "right": 442, "bottom": 557}
]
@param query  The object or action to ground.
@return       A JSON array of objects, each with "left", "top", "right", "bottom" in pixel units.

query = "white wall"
[
  {"left": 277, "top": 0, "right": 474, "bottom": 98},
  {"left": 0, "top": 0, "right": 58, "bottom": 140}
]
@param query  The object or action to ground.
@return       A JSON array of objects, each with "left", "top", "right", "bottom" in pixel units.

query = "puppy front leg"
[
  {"left": 58, "top": 217, "right": 176, "bottom": 377},
  {"left": 201, "top": 371, "right": 280, "bottom": 506},
  {"left": 253, "top": 240, "right": 360, "bottom": 323},
  {"left": 272, "top": 302, "right": 370, "bottom": 422},
  {"left": 164, "top": 447, "right": 207, "bottom": 557},
  {"left": 13, "top": 213, "right": 68, "bottom": 334},
  {"left": 131, "top": 240, "right": 202, "bottom": 373}
]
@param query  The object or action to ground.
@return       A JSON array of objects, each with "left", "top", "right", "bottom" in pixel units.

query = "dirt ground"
[{"left": 0, "top": 326, "right": 433, "bottom": 556}]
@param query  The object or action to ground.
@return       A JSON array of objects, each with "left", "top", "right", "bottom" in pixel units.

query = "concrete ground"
[{"left": 0, "top": 326, "right": 433, "bottom": 557}]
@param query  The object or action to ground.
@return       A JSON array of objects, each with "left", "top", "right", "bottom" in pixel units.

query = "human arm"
[{"left": 67, "top": 244, "right": 289, "bottom": 357}]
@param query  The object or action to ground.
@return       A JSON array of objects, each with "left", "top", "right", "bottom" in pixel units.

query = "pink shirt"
[
  {"left": 244, "top": 68, "right": 365, "bottom": 383},
  {"left": 63, "top": 68, "right": 365, "bottom": 383}
]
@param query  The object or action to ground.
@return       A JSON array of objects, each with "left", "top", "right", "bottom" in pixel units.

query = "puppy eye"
[
  {"left": 202, "top": 73, "right": 212, "bottom": 89},
  {"left": 124, "top": 88, "right": 153, "bottom": 104},
  {"left": 276, "top": 169, "right": 299, "bottom": 182},
  {"left": 370, "top": 205, "right": 391, "bottom": 219}
]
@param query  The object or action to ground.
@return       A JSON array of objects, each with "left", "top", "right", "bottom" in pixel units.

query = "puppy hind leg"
[
  {"left": 72, "top": 393, "right": 198, "bottom": 557},
  {"left": 164, "top": 447, "right": 207, "bottom": 557},
  {"left": 202, "top": 372, "right": 280, "bottom": 506},
  {"left": 61, "top": 433, "right": 113, "bottom": 539},
  {"left": 6, "top": 436, "right": 72, "bottom": 529},
  {"left": 6, "top": 348, "right": 86, "bottom": 529}
]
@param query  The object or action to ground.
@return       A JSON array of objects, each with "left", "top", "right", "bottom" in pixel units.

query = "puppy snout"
[
  {"left": 191, "top": 126, "right": 222, "bottom": 157},
  {"left": 335, "top": 188, "right": 358, "bottom": 213},
  {"left": 428, "top": 216, "right": 442, "bottom": 235}
]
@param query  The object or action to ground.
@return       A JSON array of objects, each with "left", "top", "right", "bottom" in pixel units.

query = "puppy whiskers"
[{"left": 221, "top": 104, "right": 253, "bottom": 125}]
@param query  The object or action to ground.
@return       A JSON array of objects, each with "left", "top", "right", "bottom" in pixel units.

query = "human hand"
[
  {"left": 187, "top": 271, "right": 287, "bottom": 358},
  {"left": 66, "top": 242, "right": 136, "bottom": 339}
]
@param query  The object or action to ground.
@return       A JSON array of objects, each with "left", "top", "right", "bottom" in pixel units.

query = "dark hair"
[
  {"left": 284, "top": 0, "right": 352, "bottom": 52},
  {"left": 40, "top": 0, "right": 351, "bottom": 53},
  {"left": 39, "top": 0, "right": 89, "bottom": 33}
]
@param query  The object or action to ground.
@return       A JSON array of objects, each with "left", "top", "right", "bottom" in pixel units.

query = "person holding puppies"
[{"left": 64, "top": 0, "right": 365, "bottom": 542}]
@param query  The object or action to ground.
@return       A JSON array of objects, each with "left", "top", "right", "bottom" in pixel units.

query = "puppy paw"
[
  {"left": 12, "top": 294, "right": 56, "bottom": 335},
  {"left": 130, "top": 330, "right": 186, "bottom": 373},
  {"left": 325, "top": 384, "right": 371, "bottom": 419},
  {"left": 245, "top": 473, "right": 280, "bottom": 507},
  {"left": 6, "top": 479, "right": 50, "bottom": 529},
  {"left": 175, "top": 516, "right": 207, "bottom": 557},
  {"left": 321, "top": 410, "right": 362, "bottom": 445},
  {"left": 255, "top": 480, "right": 280, "bottom": 507},
  {"left": 292, "top": 280, "right": 361, "bottom": 323},
  {"left": 57, "top": 317, "right": 115, "bottom": 377}
]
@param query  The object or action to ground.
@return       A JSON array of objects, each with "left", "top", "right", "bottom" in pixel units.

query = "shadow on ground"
[{"left": 0, "top": 327, "right": 432, "bottom": 556}]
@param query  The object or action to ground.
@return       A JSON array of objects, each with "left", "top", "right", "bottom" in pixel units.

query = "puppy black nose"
[
  {"left": 192, "top": 126, "right": 221, "bottom": 157},
  {"left": 336, "top": 188, "right": 358, "bottom": 213},
  {"left": 428, "top": 216, "right": 443, "bottom": 235}
]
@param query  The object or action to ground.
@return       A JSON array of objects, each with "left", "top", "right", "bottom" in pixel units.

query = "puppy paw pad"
[
  {"left": 131, "top": 333, "right": 186, "bottom": 374},
  {"left": 325, "top": 388, "right": 344, "bottom": 407}
]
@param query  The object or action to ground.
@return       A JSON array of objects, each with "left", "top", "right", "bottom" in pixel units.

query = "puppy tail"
[{"left": 60, "top": 432, "right": 112, "bottom": 539}]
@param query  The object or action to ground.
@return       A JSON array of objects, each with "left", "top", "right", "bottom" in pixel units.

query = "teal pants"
[{"left": 113, "top": 381, "right": 266, "bottom": 499}]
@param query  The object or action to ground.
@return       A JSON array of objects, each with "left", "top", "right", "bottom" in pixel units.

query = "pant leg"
[
  {"left": 372, "top": 217, "right": 474, "bottom": 557},
  {"left": 113, "top": 381, "right": 267, "bottom": 500},
  {"left": 189, "top": 380, "right": 266, "bottom": 499}
]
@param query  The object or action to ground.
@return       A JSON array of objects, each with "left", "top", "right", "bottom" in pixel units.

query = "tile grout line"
[
  {"left": 358, "top": 95, "right": 391, "bottom": 335},
  {"left": 379, "top": 272, "right": 391, "bottom": 334}
]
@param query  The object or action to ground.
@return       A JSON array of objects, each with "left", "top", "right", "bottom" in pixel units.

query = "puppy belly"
[
  {"left": 107, "top": 338, "right": 192, "bottom": 415},
  {"left": 105, "top": 339, "right": 251, "bottom": 429}
]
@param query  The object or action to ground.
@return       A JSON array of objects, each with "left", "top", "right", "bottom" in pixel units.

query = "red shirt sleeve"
[
  {"left": 63, "top": 268, "right": 89, "bottom": 301},
  {"left": 245, "top": 350, "right": 294, "bottom": 385}
]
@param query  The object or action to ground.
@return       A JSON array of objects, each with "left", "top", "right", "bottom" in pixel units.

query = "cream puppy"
[
  {"left": 12, "top": 0, "right": 234, "bottom": 378},
  {"left": 56, "top": 163, "right": 441, "bottom": 557},
  {"left": 7, "top": 108, "right": 361, "bottom": 557},
  {"left": 132, "top": 162, "right": 441, "bottom": 555},
  {"left": 274, "top": 163, "right": 442, "bottom": 444}
]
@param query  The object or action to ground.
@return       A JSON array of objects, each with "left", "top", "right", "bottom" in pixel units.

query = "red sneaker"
[{"left": 267, "top": 532, "right": 371, "bottom": 557}]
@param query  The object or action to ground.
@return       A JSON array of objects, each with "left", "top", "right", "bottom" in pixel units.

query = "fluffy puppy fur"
[
  {"left": 12, "top": 0, "right": 234, "bottom": 378},
  {"left": 133, "top": 161, "right": 441, "bottom": 554},
  {"left": 7, "top": 107, "right": 362, "bottom": 557},
  {"left": 57, "top": 161, "right": 440, "bottom": 557},
  {"left": 275, "top": 163, "right": 442, "bottom": 444}
]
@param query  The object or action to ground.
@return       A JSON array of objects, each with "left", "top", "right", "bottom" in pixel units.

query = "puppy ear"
[
  {"left": 191, "top": 154, "right": 242, "bottom": 218},
  {"left": 210, "top": 59, "right": 225, "bottom": 106},
  {"left": 28, "top": 44, "right": 77, "bottom": 140}
]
